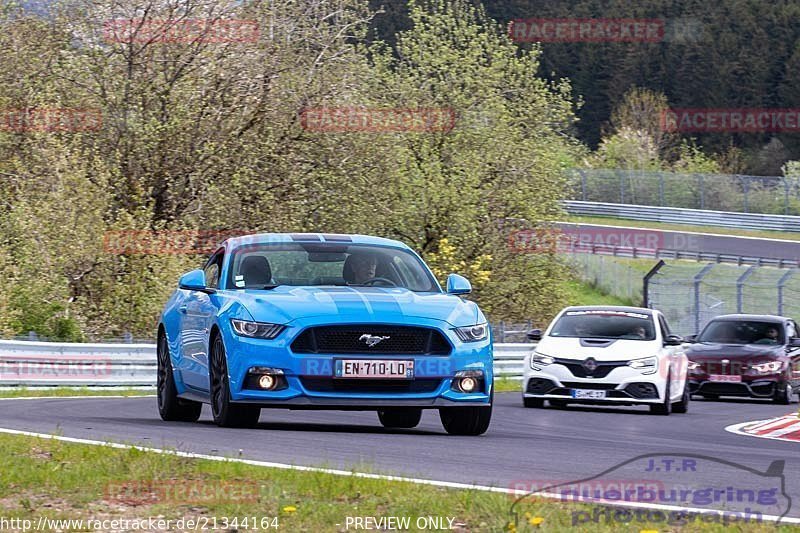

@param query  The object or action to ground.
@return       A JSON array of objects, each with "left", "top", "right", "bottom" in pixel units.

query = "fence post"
[
  {"left": 693, "top": 264, "right": 715, "bottom": 334},
  {"left": 783, "top": 177, "right": 790, "bottom": 215},
  {"left": 578, "top": 169, "right": 587, "bottom": 201},
  {"left": 497, "top": 320, "right": 505, "bottom": 343},
  {"left": 697, "top": 174, "right": 705, "bottom": 210},
  {"left": 659, "top": 172, "right": 665, "bottom": 206},
  {"left": 777, "top": 269, "right": 796, "bottom": 315},
  {"left": 742, "top": 176, "right": 749, "bottom": 213},
  {"left": 736, "top": 266, "right": 756, "bottom": 313},
  {"left": 642, "top": 260, "right": 666, "bottom": 308}
]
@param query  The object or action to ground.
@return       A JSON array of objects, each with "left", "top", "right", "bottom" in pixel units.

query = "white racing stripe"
[{"left": 0, "top": 423, "right": 796, "bottom": 524}]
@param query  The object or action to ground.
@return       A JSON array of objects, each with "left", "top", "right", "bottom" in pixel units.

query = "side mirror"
[
  {"left": 179, "top": 269, "right": 210, "bottom": 292},
  {"left": 446, "top": 273, "right": 472, "bottom": 295},
  {"left": 526, "top": 328, "right": 542, "bottom": 341},
  {"left": 664, "top": 334, "right": 684, "bottom": 346},
  {"left": 685, "top": 334, "right": 697, "bottom": 343},
  {"left": 789, "top": 337, "right": 800, "bottom": 348}
]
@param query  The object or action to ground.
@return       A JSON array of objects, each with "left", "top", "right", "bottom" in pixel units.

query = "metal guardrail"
[
  {"left": 0, "top": 340, "right": 534, "bottom": 386},
  {"left": 564, "top": 200, "right": 800, "bottom": 232},
  {"left": 0, "top": 339, "right": 157, "bottom": 386},
  {"left": 557, "top": 220, "right": 800, "bottom": 268},
  {"left": 493, "top": 343, "right": 533, "bottom": 379}
]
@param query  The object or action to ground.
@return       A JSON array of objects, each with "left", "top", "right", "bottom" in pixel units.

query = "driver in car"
[
  {"left": 345, "top": 252, "right": 378, "bottom": 285},
  {"left": 755, "top": 326, "right": 780, "bottom": 344}
]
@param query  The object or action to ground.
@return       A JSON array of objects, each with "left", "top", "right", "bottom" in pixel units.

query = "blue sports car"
[{"left": 157, "top": 233, "right": 493, "bottom": 435}]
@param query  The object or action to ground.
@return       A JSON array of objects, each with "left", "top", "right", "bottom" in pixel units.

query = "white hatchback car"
[{"left": 521, "top": 306, "right": 689, "bottom": 415}]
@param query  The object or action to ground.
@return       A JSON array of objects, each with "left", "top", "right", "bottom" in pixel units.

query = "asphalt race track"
[{"left": 1, "top": 392, "right": 798, "bottom": 518}]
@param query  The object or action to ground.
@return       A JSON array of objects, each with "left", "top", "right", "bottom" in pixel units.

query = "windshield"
[
  {"left": 549, "top": 310, "right": 656, "bottom": 340},
  {"left": 225, "top": 242, "right": 440, "bottom": 292},
  {"left": 697, "top": 320, "right": 784, "bottom": 345}
]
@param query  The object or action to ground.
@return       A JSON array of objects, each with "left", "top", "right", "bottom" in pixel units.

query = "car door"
[
  {"left": 658, "top": 314, "right": 684, "bottom": 399},
  {"left": 178, "top": 248, "right": 224, "bottom": 391}
]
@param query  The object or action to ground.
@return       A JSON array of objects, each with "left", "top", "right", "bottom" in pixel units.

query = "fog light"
[
  {"left": 459, "top": 377, "right": 477, "bottom": 392},
  {"left": 452, "top": 369, "right": 484, "bottom": 393},
  {"left": 258, "top": 374, "right": 276, "bottom": 390}
]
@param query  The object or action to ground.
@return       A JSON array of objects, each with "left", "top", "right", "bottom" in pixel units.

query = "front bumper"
[
  {"left": 220, "top": 320, "right": 493, "bottom": 408},
  {"left": 522, "top": 363, "right": 667, "bottom": 404},
  {"left": 689, "top": 374, "right": 785, "bottom": 398}
]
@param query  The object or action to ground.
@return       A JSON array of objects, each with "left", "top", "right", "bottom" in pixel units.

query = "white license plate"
[
  {"left": 571, "top": 389, "right": 607, "bottom": 399},
  {"left": 334, "top": 359, "right": 414, "bottom": 379},
  {"left": 709, "top": 374, "right": 741, "bottom": 383}
]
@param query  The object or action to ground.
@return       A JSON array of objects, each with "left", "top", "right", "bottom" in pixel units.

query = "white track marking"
[
  {"left": 0, "top": 424, "right": 796, "bottom": 524},
  {"left": 726, "top": 419, "right": 800, "bottom": 443}
]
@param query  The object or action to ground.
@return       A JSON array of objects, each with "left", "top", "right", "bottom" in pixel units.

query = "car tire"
[
  {"left": 157, "top": 332, "right": 202, "bottom": 422},
  {"left": 377, "top": 408, "right": 422, "bottom": 428},
  {"left": 439, "top": 398, "right": 492, "bottom": 436},
  {"left": 773, "top": 384, "right": 791, "bottom": 405},
  {"left": 549, "top": 400, "right": 569, "bottom": 408},
  {"left": 650, "top": 376, "right": 672, "bottom": 416},
  {"left": 210, "top": 334, "right": 261, "bottom": 428},
  {"left": 672, "top": 383, "right": 690, "bottom": 414},
  {"left": 523, "top": 397, "right": 544, "bottom": 408}
]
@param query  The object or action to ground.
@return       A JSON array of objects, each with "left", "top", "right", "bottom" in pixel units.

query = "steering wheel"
[{"left": 361, "top": 277, "right": 397, "bottom": 287}]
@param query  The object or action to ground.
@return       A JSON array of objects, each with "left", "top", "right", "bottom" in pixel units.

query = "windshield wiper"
[{"left": 260, "top": 285, "right": 280, "bottom": 290}]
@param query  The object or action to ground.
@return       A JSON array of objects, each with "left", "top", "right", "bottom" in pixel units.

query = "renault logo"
[
  {"left": 583, "top": 357, "right": 598, "bottom": 373},
  {"left": 359, "top": 334, "right": 390, "bottom": 347}
]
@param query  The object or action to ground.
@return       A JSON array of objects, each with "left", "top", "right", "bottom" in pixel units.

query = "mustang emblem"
[
  {"left": 582, "top": 357, "right": 598, "bottom": 373},
  {"left": 359, "top": 334, "right": 390, "bottom": 347}
]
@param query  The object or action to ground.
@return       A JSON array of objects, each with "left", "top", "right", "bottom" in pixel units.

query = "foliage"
[{"left": 0, "top": 0, "right": 580, "bottom": 338}]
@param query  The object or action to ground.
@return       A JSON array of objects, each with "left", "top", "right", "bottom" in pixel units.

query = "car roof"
[
  {"left": 561, "top": 305, "right": 655, "bottom": 316},
  {"left": 708, "top": 314, "right": 789, "bottom": 323},
  {"left": 222, "top": 233, "right": 412, "bottom": 251}
]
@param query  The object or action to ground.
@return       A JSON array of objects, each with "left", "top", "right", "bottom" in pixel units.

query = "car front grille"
[
  {"left": 555, "top": 358, "right": 629, "bottom": 378},
  {"left": 300, "top": 377, "right": 442, "bottom": 393},
  {"left": 560, "top": 381, "right": 619, "bottom": 390},
  {"left": 291, "top": 325, "right": 451, "bottom": 355},
  {"left": 695, "top": 361, "right": 747, "bottom": 375}
]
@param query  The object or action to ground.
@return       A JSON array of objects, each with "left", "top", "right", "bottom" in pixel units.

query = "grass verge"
[{"left": 0, "top": 432, "right": 793, "bottom": 532}]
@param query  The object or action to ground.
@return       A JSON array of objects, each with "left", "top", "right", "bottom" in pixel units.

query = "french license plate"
[
  {"left": 571, "top": 389, "right": 606, "bottom": 399},
  {"left": 334, "top": 359, "right": 414, "bottom": 379},
  {"left": 709, "top": 374, "right": 741, "bottom": 383}
]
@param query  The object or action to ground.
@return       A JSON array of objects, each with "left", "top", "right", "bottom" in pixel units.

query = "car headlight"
[
  {"left": 628, "top": 356, "right": 658, "bottom": 374},
  {"left": 454, "top": 323, "right": 488, "bottom": 342},
  {"left": 750, "top": 361, "right": 784, "bottom": 374},
  {"left": 530, "top": 351, "right": 555, "bottom": 369},
  {"left": 230, "top": 319, "right": 285, "bottom": 339}
]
